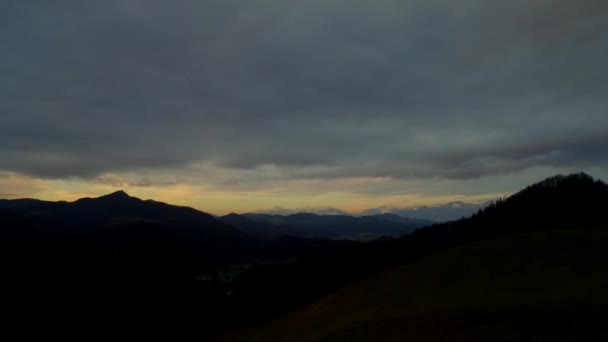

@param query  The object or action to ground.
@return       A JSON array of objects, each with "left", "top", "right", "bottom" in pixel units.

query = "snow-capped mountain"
[{"left": 358, "top": 201, "right": 489, "bottom": 222}]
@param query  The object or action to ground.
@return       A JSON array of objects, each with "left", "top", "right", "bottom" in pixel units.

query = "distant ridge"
[
  {"left": 357, "top": 201, "right": 488, "bottom": 222},
  {"left": 253, "top": 201, "right": 487, "bottom": 222},
  {"left": 254, "top": 206, "right": 351, "bottom": 216},
  {"left": 220, "top": 212, "right": 432, "bottom": 240}
]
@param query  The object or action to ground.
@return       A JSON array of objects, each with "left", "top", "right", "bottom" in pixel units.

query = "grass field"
[{"left": 229, "top": 228, "right": 608, "bottom": 341}]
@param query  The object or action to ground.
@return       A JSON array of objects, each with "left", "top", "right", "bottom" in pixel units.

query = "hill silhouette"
[
  {"left": 224, "top": 172, "right": 608, "bottom": 335},
  {"left": 0, "top": 191, "right": 256, "bottom": 271},
  {"left": 2, "top": 173, "right": 608, "bottom": 339},
  {"left": 411, "top": 172, "right": 608, "bottom": 246},
  {"left": 0, "top": 192, "right": 257, "bottom": 339},
  {"left": 1, "top": 190, "right": 231, "bottom": 232}
]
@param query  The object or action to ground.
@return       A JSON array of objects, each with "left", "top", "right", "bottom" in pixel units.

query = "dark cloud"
[{"left": 1, "top": 0, "right": 607, "bottom": 182}]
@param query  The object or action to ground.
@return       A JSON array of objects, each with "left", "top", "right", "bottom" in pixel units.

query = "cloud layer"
[{"left": 1, "top": 0, "right": 607, "bottom": 186}]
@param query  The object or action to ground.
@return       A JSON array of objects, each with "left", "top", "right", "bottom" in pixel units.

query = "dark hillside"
[{"left": 235, "top": 229, "right": 608, "bottom": 341}]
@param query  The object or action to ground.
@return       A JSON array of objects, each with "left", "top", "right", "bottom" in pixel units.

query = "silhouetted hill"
[
  {"left": 224, "top": 173, "right": 608, "bottom": 334},
  {"left": 0, "top": 193, "right": 261, "bottom": 338},
  {"left": 3, "top": 173, "right": 608, "bottom": 339},
  {"left": 3, "top": 191, "right": 226, "bottom": 231},
  {"left": 0, "top": 196, "right": 255, "bottom": 287},
  {"left": 412, "top": 172, "right": 608, "bottom": 245},
  {"left": 0, "top": 191, "right": 253, "bottom": 263}
]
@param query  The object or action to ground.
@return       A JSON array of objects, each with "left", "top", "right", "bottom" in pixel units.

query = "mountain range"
[
  {"left": 0, "top": 192, "right": 433, "bottom": 243},
  {"left": 219, "top": 212, "right": 432, "bottom": 240},
  {"left": 2, "top": 172, "right": 608, "bottom": 339},
  {"left": 254, "top": 207, "right": 352, "bottom": 216},
  {"left": 357, "top": 201, "right": 488, "bottom": 222},
  {"left": 254, "top": 201, "right": 486, "bottom": 222}
]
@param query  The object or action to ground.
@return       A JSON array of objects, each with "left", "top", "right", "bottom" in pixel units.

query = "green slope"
[{"left": 235, "top": 229, "right": 608, "bottom": 341}]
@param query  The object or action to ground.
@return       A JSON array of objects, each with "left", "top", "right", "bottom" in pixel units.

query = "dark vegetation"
[
  {"left": 239, "top": 229, "right": 608, "bottom": 341},
  {"left": 1, "top": 172, "right": 607, "bottom": 339}
]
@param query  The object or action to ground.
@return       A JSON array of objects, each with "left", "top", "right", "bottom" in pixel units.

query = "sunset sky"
[{"left": 1, "top": 1, "right": 607, "bottom": 214}]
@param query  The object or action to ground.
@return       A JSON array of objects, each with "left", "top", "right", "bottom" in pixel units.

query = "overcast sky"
[{"left": 1, "top": 0, "right": 607, "bottom": 214}]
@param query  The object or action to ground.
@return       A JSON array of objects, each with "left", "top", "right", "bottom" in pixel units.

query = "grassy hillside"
[{"left": 234, "top": 228, "right": 608, "bottom": 341}]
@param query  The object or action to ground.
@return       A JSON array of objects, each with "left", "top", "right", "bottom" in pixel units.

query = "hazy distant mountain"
[
  {"left": 220, "top": 212, "right": 432, "bottom": 240},
  {"left": 359, "top": 201, "right": 488, "bottom": 222},
  {"left": 254, "top": 202, "right": 488, "bottom": 222},
  {"left": 255, "top": 206, "right": 351, "bottom": 216}
]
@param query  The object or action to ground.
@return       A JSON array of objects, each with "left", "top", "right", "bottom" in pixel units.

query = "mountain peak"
[
  {"left": 99, "top": 190, "right": 133, "bottom": 200},
  {"left": 109, "top": 190, "right": 129, "bottom": 196}
]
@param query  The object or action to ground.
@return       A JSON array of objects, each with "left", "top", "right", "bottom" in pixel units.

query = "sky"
[{"left": 1, "top": 0, "right": 607, "bottom": 214}]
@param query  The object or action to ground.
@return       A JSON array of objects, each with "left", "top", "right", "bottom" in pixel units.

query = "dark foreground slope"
[
  {"left": 237, "top": 228, "right": 608, "bottom": 341},
  {"left": 225, "top": 173, "right": 608, "bottom": 329}
]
